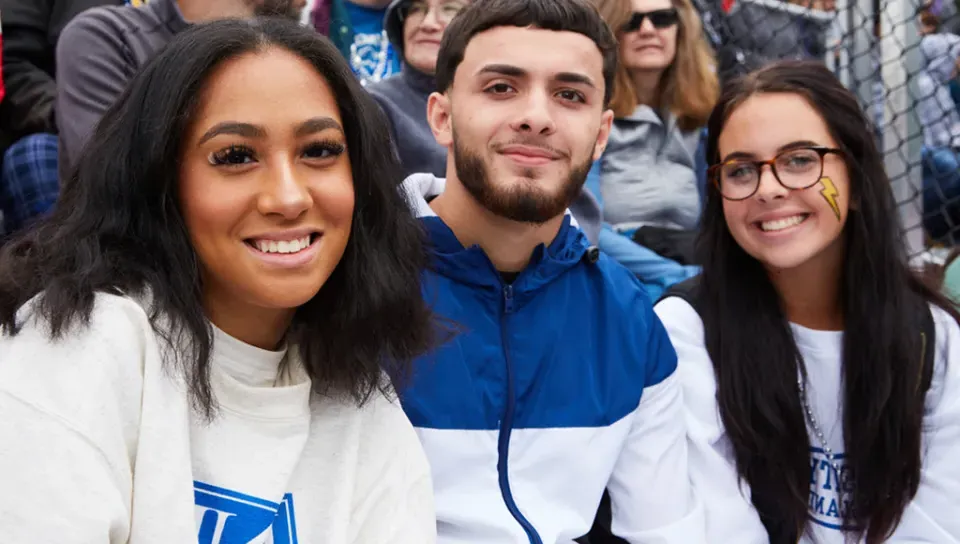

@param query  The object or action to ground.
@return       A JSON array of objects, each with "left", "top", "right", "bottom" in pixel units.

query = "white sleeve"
[
  {"left": 0, "top": 297, "right": 149, "bottom": 543},
  {"left": 0, "top": 393, "right": 129, "bottom": 543},
  {"left": 349, "top": 396, "right": 437, "bottom": 544},
  {"left": 606, "top": 303, "right": 707, "bottom": 543},
  {"left": 654, "top": 297, "right": 768, "bottom": 544},
  {"left": 889, "top": 307, "right": 960, "bottom": 542}
]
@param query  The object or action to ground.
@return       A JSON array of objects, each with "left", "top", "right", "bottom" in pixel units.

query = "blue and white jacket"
[{"left": 401, "top": 174, "right": 706, "bottom": 544}]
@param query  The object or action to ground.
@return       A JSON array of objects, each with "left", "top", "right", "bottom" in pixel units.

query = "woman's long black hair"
[
  {"left": 698, "top": 60, "right": 958, "bottom": 543},
  {"left": 0, "top": 18, "right": 436, "bottom": 417}
]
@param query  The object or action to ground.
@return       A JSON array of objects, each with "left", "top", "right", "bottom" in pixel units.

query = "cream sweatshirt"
[{"left": 0, "top": 293, "right": 436, "bottom": 544}]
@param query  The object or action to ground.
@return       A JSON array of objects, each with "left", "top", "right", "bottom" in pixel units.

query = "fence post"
[
  {"left": 880, "top": 0, "right": 925, "bottom": 258},
  {"left": 847, "top": 0, "right": 878, "bottom": 109},
  {"left": 829, "top": 0, "right": 850, "bottom": 79}
]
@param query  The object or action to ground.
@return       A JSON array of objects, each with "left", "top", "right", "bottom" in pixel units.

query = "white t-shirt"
[
  {"left": 655, "top": 297, "right": 960, "bottom": 543},
  {"left": 0, "top": 293, "right": 436, "bottom": 544}
]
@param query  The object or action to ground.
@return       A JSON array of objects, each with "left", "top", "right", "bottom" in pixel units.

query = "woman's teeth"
[
  {"left": 254, "top": 235, "right": 311, "bottom": 254},
  {"left": 760, "top": 215, "right": 808, "bottom": 232}
]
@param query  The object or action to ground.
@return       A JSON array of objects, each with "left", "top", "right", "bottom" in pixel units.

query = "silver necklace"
[{"left": 798, "top": 377, "right": 841, "bottom": 473}]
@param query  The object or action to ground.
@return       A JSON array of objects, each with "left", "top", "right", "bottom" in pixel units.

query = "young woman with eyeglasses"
[
  {"left": 587, "top": 0, "right": 718, "bottom": 300},
  {"left": 654, "top": 60, "right": 960, "bottom": 543}
]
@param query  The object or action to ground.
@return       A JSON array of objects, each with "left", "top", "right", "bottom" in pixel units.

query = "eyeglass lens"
[
  {"left": 718, "top": 148, "right": 825, "bottom": 200},
  {"left": 405, "top": 1, "right": 467, "bottom": 23}
]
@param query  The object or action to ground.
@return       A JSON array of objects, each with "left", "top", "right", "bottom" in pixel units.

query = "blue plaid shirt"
[{"left": 0, "top": 134, "right": 59, "bottom": 234}]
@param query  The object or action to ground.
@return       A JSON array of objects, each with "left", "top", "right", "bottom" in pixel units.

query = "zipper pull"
[{"left": 503, "top": 285, "right": 515, "bottom": 314}]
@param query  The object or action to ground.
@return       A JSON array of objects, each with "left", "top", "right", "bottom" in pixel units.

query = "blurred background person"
[
  {"left": 368, "top": 0, "right": 468, "bottom": 177},
  {"left": 917, "top": 7, "right": 960, "bottom": 245},
  {"left": 589, "top": 0, "right": 718, "bottom": 300},
  {"left": 0, "top": 0, "right": 121, "bottom": 236},
  {"left": 310, "top": 0, "right": 400, "bottom": 86},
  {"left": 56, "top": 0, "right": 306, "bottom": 180}
]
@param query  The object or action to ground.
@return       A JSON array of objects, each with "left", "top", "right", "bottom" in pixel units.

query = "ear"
[
  {"left": 593, "top": 109, "right": 615, "bottom": 162},
  {"left": 427, "top": 91, "right": 454, "bottom": 148}
]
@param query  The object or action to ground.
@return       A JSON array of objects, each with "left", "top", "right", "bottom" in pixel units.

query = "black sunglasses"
[{"left": 621, "top": 8, "right": 680, "bottom": 32}]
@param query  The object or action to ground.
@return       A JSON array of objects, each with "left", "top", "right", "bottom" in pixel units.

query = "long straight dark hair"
[
  {"left": 698, "top": 60, "right": 958, "bottom": 543},
  {"left": 0, "top": 18, "right": 436, "bottom": 417}
]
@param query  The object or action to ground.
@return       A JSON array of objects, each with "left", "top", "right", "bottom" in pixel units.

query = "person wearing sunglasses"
[{"left": 585, "top": 0, "right": 718, "bottom": 301}]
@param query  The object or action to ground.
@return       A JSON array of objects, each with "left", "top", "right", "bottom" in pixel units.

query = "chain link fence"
[{"left": 692, "top": 0, "right": 960, "bottom": 262}]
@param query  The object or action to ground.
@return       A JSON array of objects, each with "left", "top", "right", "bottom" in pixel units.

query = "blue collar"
[{"left": 421, "top": 215, "right": 590, "bottom": 292}]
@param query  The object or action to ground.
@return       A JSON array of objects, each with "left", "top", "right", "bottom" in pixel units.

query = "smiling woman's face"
[
  {"left": 718, "top": 92, "right": 850, "bottom": 273},
  {"left": 619, "top": 0, "right": 679, "bottom": 75},
  {"left": 178, "top": 46, "right": 354, "bottom": 343}
]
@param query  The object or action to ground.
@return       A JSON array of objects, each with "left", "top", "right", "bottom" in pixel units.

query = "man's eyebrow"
[
  {"left": 476, "top": 64, "right": 527, "bottom": 78},
  {"left": 475, "top": 64, "right": 596, "bottom": 90},
  {"left": 554, "top": 72, "right": 596, "bottom": 88}
]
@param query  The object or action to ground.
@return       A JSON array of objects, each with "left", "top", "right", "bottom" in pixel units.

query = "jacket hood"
[
  {"left": 401, "top": 173, "right": 591, "bottom": 291},
  {"left": 384, "top": 0, "right": 407, "bottom": 54}
]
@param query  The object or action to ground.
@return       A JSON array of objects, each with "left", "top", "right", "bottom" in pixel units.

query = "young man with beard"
[
  {"left": 369, "top": 0, "right": 604, "bottom": 245},
  {"left": 54, "top": 0, "right": 305, "bottom": 177},
  {"left": 400, "top": 0, "right": 705, "bottom": 542}
]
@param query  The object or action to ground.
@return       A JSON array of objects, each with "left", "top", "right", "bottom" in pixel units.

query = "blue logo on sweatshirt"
[
  {"left": 808, "top": 448, "right": 853, "bottom": 530},
  {"left": 194, "top": 481, "right": 299, "bottom": 544}
]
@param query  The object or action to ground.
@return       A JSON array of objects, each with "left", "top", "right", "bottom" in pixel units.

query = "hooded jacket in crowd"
[{"left": 399, "top": 172, "right": 707, "bottom": 543}]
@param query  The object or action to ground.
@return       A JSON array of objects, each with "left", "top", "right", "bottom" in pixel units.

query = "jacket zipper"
[{"left": 497, "top": 284, "right": 544, "bottom": 544}]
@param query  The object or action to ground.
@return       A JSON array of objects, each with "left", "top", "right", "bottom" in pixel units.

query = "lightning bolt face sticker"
[{"left": 819, "top": 177, "right": 841, "bottom": 221}]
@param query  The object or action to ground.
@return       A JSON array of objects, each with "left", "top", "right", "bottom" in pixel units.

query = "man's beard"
[
  {"left": 251, "top": 0, "right": 302, "bottom": 19},
  {"left": 452, "top": 134, "right": 593, "bottom": 225}
]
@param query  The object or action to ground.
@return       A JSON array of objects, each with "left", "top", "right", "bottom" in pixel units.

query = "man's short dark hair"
[{"left": 435, "top": 0, "right": 619, "bottom": 106}]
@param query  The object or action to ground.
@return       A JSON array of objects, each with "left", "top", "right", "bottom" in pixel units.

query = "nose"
[
  {"left": 639, "top": 16, "right": 658, "bottom": 34},
  {"left": 257, "top": 159, "right": 312, "bottom": 219},
  {"left": 420, "top": 7, "right": 443, "bottom": 30},
  {"left": 510, "top": 89, "right": 556, "bottom": 136},
  {"left": 754, "top": 164, "right": 789, "bottom": 202}
]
